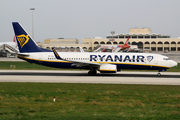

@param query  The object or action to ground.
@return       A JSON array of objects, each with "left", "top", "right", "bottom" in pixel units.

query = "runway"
[{"left": 0, "top": 70, "right": 180, "bottom": 85}]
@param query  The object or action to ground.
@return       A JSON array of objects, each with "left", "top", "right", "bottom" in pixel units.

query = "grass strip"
[{"left": 0, "top": 83, "right": 180, "bottom": 120}]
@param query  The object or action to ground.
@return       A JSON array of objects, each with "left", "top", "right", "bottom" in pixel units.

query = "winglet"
[{"left": 52, "top": 48, "right": 63, "bottom": 60}]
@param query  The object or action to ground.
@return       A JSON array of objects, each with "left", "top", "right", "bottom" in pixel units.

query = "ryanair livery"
[
  {"left": 16, "top": 34, "right": 29, "bottom": 48},
  {"left": 12, "top": 22, "right": 177, "bottom": 76}
]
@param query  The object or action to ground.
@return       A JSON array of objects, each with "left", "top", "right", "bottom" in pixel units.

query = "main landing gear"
[{"left": 88, "top": 70, "right": 97, "bottom": 76}]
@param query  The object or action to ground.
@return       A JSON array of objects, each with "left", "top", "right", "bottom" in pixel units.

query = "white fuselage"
[{"left": 18, "top": 52, "right": 177, "bottom": 70}]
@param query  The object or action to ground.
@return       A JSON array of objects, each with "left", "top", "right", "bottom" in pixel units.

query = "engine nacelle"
[{"left": 99, "top": 64, "right": 117, "bottom": 73}]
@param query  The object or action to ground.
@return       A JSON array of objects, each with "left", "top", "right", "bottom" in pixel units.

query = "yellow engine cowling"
[{"left": 99, "top": 64, "right": 117, "bottom": 73}]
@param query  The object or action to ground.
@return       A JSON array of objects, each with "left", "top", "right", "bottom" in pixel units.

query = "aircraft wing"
[
  {"left": 70, "top": 60, "right": 100, "bottom": 68},
  {"left": 52, "top": 48, "right": 100, "bottom": 68}
]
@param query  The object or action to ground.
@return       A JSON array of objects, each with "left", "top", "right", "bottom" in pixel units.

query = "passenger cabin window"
[{"left": 163, "top": 58, "right": 170, "bottom": 60}]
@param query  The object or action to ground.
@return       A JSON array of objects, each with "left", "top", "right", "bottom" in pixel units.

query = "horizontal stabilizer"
[{"left": 17, "top": 53, "right": 29, "bottom": 57}]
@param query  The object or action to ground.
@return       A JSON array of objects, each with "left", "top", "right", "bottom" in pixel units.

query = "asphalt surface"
[{"left": 0, "top": 70, "right": 180, "bottom": 85}]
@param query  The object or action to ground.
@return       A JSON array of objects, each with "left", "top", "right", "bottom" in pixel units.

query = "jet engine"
[{"left": 99, "top": 64, "right": 117, "bottom": 73}]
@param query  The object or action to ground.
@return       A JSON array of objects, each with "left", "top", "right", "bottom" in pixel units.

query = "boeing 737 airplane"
[{"left": 12, "top": 22, "right": 177, "bottom": 76}]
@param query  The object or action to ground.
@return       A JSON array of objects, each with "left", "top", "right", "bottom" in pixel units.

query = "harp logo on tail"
[{"left": 16, "top": 34, "right": 29, "bottom": 48}]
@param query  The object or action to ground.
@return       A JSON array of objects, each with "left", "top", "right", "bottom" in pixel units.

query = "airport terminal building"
[{"left": 39, "top": 28, "right": 180, "bottom": 52}]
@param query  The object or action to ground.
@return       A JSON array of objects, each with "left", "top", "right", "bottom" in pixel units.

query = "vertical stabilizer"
[
  {"left": 124, "top": 37, "right": 130, "bottom": 45},
  {"left": 12, "top": 22, "right": 51, "bottom": 53}
]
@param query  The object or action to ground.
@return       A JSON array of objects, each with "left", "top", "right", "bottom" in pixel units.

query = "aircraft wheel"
[
  {"left": 88, "top": 71, "right": 93, "bottom": 76},
  {"left": 157, "top": 73, "right": 161, "bottom": 77},
  {"left": 88, "top": 70, "right": 97, "bottom": 76},
  {"left": 93, "top": 70, "right": 97, "bottom": 75}
]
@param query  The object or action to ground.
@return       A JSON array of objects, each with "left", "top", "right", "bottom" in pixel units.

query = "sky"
[{"left": 0, "top": 0, "right": 180, "bottom": 43}]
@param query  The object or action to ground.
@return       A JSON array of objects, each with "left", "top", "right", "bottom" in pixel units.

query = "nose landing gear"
[
  {"left": 157, "top": 72, "right": 161, "bottom": 77},
  {"left": 157, "top": 69, "right": 166, "bottom": 77}
]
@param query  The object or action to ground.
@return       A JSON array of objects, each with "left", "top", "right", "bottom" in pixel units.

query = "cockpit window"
[{"left": 163, "top": 58, "right": 170, "bottom": 60}]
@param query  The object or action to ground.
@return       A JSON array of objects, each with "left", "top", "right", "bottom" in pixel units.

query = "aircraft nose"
[{"left": 171, "top": 60, "right": 177, "bottom": 67}]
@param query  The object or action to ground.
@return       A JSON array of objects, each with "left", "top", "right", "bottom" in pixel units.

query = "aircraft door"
[
  {"left": 154, "top": 60, "right": 158, "bottom": 64},
  {"left": 39, "top": 55, "right": 43, "bottom": 63},
  {"left": 169, "top": 60, "right": 171, "bottom": 65},
  {"left": 154, "top": 56, "right": 158, "bottom": 64}
]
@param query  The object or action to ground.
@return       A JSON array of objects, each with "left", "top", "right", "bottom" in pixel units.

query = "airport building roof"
[{"left": 107, "top": 28, "right": 170, "bottom": 39}]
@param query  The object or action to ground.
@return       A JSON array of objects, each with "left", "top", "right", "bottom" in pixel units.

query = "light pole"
[
  {"left": 30, "top": 8, "right": 35, "bottom": 39},
  {"left": 111, "top": 31, "right": 115, "bottom": 42}
]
